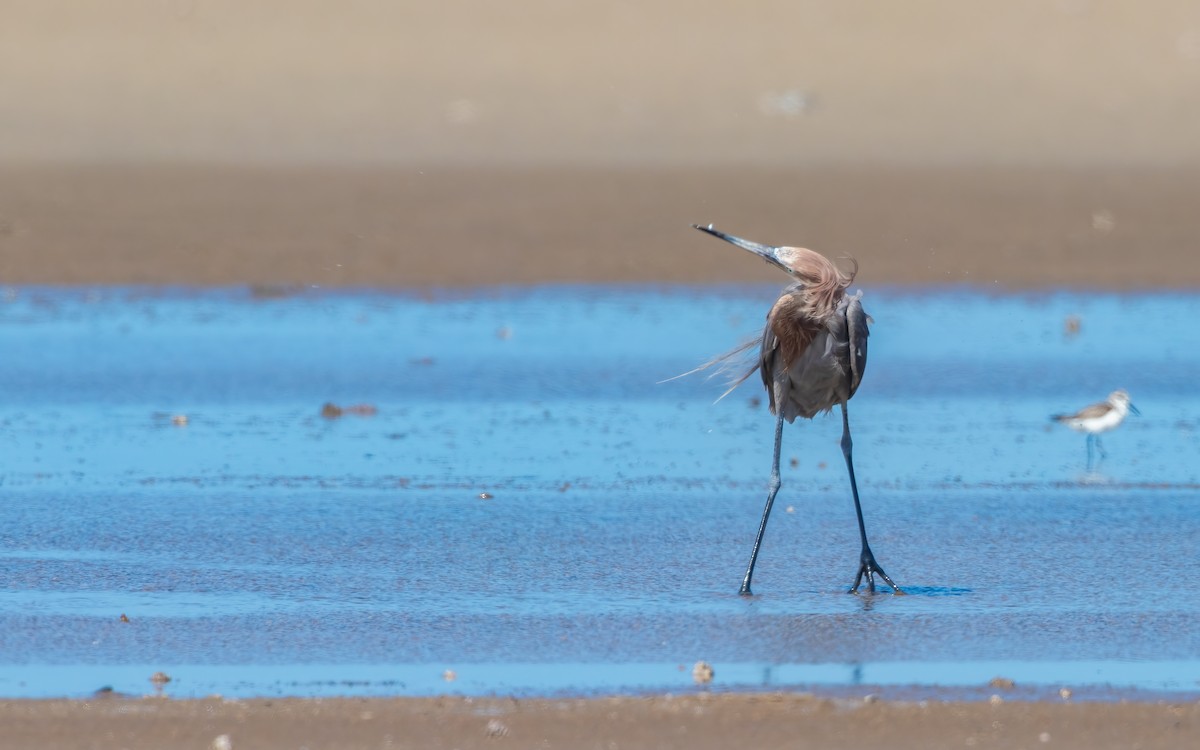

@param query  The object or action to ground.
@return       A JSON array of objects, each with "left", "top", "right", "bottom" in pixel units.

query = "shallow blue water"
[{"left": 0, "top": 286, "right": 1198, "bottom": 699}]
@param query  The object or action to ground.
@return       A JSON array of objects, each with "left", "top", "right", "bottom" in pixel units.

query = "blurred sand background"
[{"left": 2, "top": 0, "right": 1199, "bottom": 287}]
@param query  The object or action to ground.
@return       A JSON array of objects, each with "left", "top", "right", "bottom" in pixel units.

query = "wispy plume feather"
[{"left": 659, "top": 335, "right": 761, "bottom": 403}]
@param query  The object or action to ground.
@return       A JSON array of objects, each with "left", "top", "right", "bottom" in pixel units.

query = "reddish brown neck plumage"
[{"left": 768, "top": 248, "right": 856, "bottom": 367}]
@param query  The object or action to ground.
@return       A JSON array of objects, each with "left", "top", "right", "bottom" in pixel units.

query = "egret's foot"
[{"left": 849, "top": 548, "right": 904, "bottom": 595}]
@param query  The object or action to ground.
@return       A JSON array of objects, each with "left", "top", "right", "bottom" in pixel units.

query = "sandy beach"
[
  {"left": 4, "top": 1, "right": 1200, "bottom": 290},
  {"left": 3, "top": 162, "right": 1199, "bottom": 289},
  {"left": 0, "top": 694, "right": 1195, "bottom": 750},
  {"left": 3, "top": 2, "right": 1200, "bottom": 748}
]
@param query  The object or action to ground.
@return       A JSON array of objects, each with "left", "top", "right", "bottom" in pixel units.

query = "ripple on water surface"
[{"left": 0, "top": 287, "right": 1198, "bottom": 698}]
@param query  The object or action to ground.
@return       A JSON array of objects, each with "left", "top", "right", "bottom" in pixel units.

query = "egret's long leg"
[
  {"left": 740, "top": 411, "right": 785, "bottom": 596},
  {"left": 841, "top": 403, "right": 903, "bottom": 595}
]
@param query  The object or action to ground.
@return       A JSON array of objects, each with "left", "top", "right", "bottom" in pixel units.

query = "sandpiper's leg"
[
  {"left": 841, "top": 403, "right": 903, "bottom": 595},
  {"left": 1086, "top": 434, "right": 1095, "bottom": 472}
]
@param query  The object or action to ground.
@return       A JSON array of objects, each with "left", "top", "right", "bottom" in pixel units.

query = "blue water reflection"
[{"left": 0, "top": 286, "right": 1198, "bottom": 698}]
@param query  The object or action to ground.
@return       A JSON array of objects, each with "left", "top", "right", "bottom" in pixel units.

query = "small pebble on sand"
[
  {"left": 321, "top": 402, "right": 377, "bottom": 418},
  {"left": 1064, "top": 314, "right": 1082, "bottom": 337},
  {"left": 485, "top": 719, "right": 509, "bottom": 738}
]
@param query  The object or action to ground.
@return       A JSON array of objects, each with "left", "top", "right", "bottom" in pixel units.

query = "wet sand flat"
[
  {"left": 2, "top": 163, "right": 1200, "bottom": 289},
  {"left": 0, "top": 695, "right": 1196, "bottom": 750}
]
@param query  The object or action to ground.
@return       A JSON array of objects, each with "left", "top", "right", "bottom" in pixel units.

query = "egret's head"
[{"left": 692, "top": 224, "right": 855, "bottom": 288}]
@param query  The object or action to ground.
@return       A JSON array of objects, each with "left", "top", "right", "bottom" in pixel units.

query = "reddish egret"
[
  {"left": 691, "top": 225, "right": 902, "bottom": 596},
  {"left": 1052, "top": 390, "right": 1139, "bottom": 471}
]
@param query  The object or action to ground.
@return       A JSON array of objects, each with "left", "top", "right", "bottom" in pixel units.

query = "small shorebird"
[
  {"left": 1052, "top": 390, "right": 1140, "bottom": 471},
  {"left": 686, "top": 225, "right": 901, "bottom": 596}
]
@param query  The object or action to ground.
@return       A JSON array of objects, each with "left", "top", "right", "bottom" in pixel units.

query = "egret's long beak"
[
  {"left": 693, "top": 224, "right": 790, "bottom": 274},
  {"left": 1129, "top": 403, "right": 1141, "bottom": 416}
]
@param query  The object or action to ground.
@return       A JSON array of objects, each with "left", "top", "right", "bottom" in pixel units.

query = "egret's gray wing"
[
  {"left": 844, "top": 292, "right": 870, "bottom": 399},
  {"left": 759, "top": 319, "right": 781, "bottom": 415}
]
